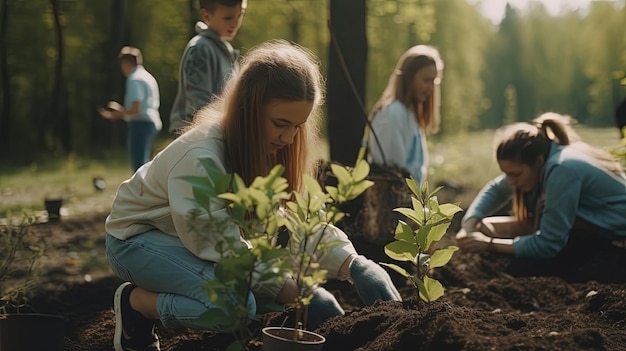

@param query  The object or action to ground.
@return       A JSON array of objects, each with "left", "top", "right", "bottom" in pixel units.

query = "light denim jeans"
[
  {"left": 127, "top": 121, "right": 157, "bottom": 172},
  {"left": 105, "top": 230, "right": 256, "bottom": 329}
]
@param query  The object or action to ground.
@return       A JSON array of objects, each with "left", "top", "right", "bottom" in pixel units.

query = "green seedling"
[
  {"left": 181, "top": 158, "right": 373, "bottom": 350},
  {"left": 381, "top": 178, "right": 462, "bottom": 302}
]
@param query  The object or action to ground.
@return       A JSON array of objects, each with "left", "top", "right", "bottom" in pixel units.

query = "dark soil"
[{"left": 13, "top": 205, "right": 625, "bottom": 351}]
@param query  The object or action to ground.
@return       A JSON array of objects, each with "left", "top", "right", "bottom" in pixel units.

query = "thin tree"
[
  {"left": 0, "top": 0, "right": 10, "bottom": 155},
  {"left": 50, "top": 0, "right": 71, "bottom": 153},
  {"left": 92, "top": 0, "right": 125, "bottom": 151},
  {"left": 327, "top": 0, "right": 367, "bottom": 166}
]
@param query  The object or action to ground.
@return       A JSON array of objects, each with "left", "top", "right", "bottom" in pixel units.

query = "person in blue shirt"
[
  {"left": 456, "top": 112, "right": 626, "bottom": 268},
  {"left": 98, "top": 46, "right": 162, "bottom": 172},
  {"left": 366, "top": 45, "right": 444, "bottom": 185}
]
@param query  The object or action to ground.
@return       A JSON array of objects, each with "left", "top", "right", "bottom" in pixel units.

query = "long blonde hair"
[
  {"left": 495, "top": 112, "right": 624, "bottom": 223},
  {"left": 369, "top": 45, "right": 443, "bottom": 134},
  {"left": 188, "top": 40, "right": 324, "bottom": 193}
]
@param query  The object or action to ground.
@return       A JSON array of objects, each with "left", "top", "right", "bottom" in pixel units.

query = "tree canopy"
[{"left": 0, "top": 0, "right": 624, "bottom": 164}]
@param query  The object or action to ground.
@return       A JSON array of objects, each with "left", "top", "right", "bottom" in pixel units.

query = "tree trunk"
[
  {"left": 50, "top": 0, "right": 71, "bottom": 153},
  {"left": 0, "top": 0, "right": 10, "bottom": 155},
  {"left": 189, "top": 0, "right": 196, "bottom": 37},
  {"left": 92, "top": 0, "right": 125, "bottom": 153},
  {"left": 327, "top": 0, "right": 367, "bottom": 166}
]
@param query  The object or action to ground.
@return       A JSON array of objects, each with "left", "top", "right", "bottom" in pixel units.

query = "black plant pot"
[
  {"left": 0, "top": 313, "right": 66, "bottom": 351},
  {"left": 44, "top": 198, "right": 63, "bottom": 221}
]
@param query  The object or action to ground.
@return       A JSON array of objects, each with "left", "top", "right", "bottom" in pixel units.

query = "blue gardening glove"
[
  {"left": 349, "top": 255, "right": 402, "bottom": 305},
  {"left": 307, "top": 287, "right": 344, "bottom": 329}
]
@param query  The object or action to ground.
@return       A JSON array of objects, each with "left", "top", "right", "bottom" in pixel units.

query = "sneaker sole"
[{"left": 113, "top": 282, "right": 132, "bottom": 351}]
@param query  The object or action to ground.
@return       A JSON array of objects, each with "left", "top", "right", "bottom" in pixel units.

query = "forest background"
[{"left": 0, "top": 0, "right": 625, "bottom": 167}]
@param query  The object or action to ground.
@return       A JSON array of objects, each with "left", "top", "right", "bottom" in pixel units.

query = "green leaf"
[
  {"left": 352, "top": 159, "right": 371, "bottom": 181},
  {"left": 422, "top": 275, "right": 444, "bottom": 302},
  {"left": 420, "top": 180, "right": 429, "bottom": 198},
  {"left": 230, "top": 206, "right": 247, "bottom": 223},
  {"left": 429, "top": 185, "right": 444, "bottom": 198},
  {"left": 405, "top": 176, "right": 420, "bottom": 197},
  {"left": 232, "top": 174, "right": 247, "bottom": 193},
  {"left": 415, "top": 224, "right": 432, "bottom": 250},
  {"left": 411, "top": 276, "right": 427, "bottom": 300},
  {"left": 215, "top": 176, "right": 234, "bottom": 194},
  {"left": 380, "top": 262, "right": 411, "bottom": 278},
  {"left": 425, "top": 223, "right": 449, "bottom": 248},
  {"left": 429, "top": 246, "right": 459, "bottom": 269},
  {"left": 346, "top": 180, "right": 374, "bottom": 201},
  {"left": 428, "top": 197, "right": 440, "bottom": 214},
  {"left": 265, "top": 217, "right": 278, "bottom": 236},
  {"left": 293, "top": 193, "right": 308, "bottom": 219},
  {"left": 325, "top": 186, "right": 339, "bottom": 201},
  {"left": 411, "top": 197, "right": 425, "bottom": 220},
  {"left": 219, "top": 193, "right": 242, "bottom": 204},
  {"left": 248, "top": 187, "right": 269, "bottom": 205},
  {"left": 393, "top": 221, "right": 415, "bottom": 242},
  {"left": 303, "top": 174, "right": 322, "bottom": 195},
  {"left": 255, "top": 201, "right": 270, "bottom": 221},
  {"left": 191, "top": 186, "right": 215, "bottom": 212},
  {"left": 198, "top": 158, "right": 227, "bottom": 183},
  {"left": 384, "top": 241, "right": 418, "bottom": 262},
  {"left": 438, "top": 203, "right": 463, "bottom": 217},
  {"left": 178, "top": 175, "right": 214, "bottom": 193},
  {"left": 330, "top": 163, "right": 351, "bottom": 183},
  {"left": 394, "top": 208, "right": 421, "bottom": 224}
]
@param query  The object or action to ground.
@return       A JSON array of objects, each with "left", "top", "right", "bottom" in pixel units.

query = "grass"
[
  {"left": 0, "top": 127, "right": 621, "bottom": 218},
  {"left": 425, "top": 126, "right": 623, "bottom": 208},
  {"left": 0, "top": 155, "right": 132, "bottom": 219}
]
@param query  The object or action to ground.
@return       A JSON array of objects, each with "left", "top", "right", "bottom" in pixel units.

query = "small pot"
[
  {"left": 44, "top": 198, "right": 63, "bottom": 221},
  {"left": 0, "top": 313, "right": 66, "bottom": 351},
  {"left": 262, "top": 326, "right": 325, "bottom": 351}
]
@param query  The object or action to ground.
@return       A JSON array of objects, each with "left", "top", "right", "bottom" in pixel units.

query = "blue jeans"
[
  {"left": 105, "top": 230, "right": 257, "bottom": 329},
  {"left": 127, "top": 121, "right": 157, "bottom": 172}
]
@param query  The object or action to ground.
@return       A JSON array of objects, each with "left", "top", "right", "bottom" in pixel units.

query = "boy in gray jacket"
[{"left": 169, "top": 0, "right": 246, "bottom": 136}]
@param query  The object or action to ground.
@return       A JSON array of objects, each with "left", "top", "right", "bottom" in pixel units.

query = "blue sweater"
[{"left": 463, "top": 143, "right": 626, "bottom": 259}]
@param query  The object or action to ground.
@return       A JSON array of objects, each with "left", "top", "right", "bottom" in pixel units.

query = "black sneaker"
[{"left": 113, "top": 282, "right": 161, "bottom": 351}]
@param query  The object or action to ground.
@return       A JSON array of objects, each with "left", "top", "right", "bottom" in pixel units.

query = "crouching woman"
[{"left": 455, "top": 112, "right": 626, "bottom": 282}]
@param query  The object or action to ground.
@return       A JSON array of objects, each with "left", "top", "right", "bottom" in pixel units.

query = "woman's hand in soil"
[
  {"left": 349, "top": 255, "right": 402, "bottom": 305},
  {"left": 455, "top": 230, "right": 492, "bottom": 252}
]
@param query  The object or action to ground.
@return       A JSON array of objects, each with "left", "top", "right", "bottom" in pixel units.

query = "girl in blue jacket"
[{"left": 456, "top": 113, "right": 626, "bottom": 268}]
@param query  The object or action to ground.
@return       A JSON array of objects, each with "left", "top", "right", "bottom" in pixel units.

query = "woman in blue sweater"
[{"left": 456, "top": 113, "right": 626, "bottom": 277}]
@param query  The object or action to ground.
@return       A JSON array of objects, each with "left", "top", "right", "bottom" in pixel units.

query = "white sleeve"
[{"left": 168, "top": 149, "right": 246, "bottom": 262}]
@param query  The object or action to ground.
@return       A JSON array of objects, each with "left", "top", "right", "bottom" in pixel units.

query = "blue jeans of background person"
[
  {"left": 128, "top": 121, "right": 157, "bottom": 172},
  {"left": 105, "top": 230, "right": 257, "bottom": 329}
]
